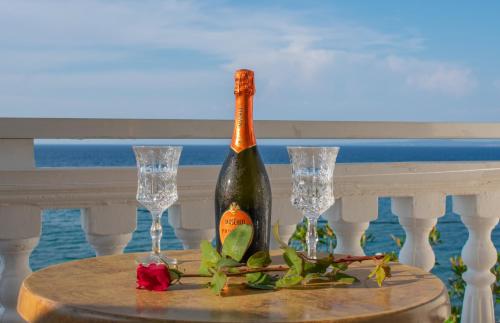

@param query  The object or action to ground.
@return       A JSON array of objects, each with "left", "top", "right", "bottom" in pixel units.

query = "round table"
[{"left": 18, "top": 250, "right": 450, "bottom": 323}]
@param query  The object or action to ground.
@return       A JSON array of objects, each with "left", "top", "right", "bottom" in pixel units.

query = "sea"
[{"left": 31, "top": 141, "right": 500, "bottom": 311}]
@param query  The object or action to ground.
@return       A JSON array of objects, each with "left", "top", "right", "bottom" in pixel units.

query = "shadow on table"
[{"left": 29, "top": 298, "right": 450, "bottom": 323}]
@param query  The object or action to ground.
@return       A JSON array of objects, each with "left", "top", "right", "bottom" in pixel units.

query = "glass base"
[{"left": 137, "top": 253, "right": 178, "bottom": 266}]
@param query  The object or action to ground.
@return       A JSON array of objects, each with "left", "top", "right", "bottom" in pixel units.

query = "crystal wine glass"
[
  {"left": 133, "top": 146, "right": 182, "bottom": 265},
  {"left": 287, "top": 146, "right": 339, "bottom": 259}
]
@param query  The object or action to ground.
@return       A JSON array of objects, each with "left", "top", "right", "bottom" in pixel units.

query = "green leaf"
[
  {"left": 444, "top": 317, "right": 457, "bottom": 323},
  {"left": 246, "top": 272, "right": 266, "bottom": 284},
  {"left": 199, "top": 264, "right": 215, "bottom": 276},
  {"left": 369, "top": 264, "right": 389, "bottom": 287},
  {"left": 376, "top": 267, "right": 385, "bottom": 287},
  {"left": 200, "top": 240, "right": 221, "bottom": 264},
  {"left": 360, "top": 233, "right": 374, "bottom": 247},
  {"left": 272, "top": 221, "right": 289, "bottom": 249},
  {"left": 386, "top": 251, "right": 399, "bottom": 262},
  {"left": 391, "top": 234, "right": 404, "bottom": 249},
  {"left": 332, "top": 261, "right": 348, "bottom": 272},
  {"left": 199, "top": 240, "right": 221, "bottom": 275},
  {"left": 198, "top": 265, "right": 209, "bottom": 276},
  {"left": 246, "top": 272, "right": 277, "bottom": 290},
  {"left": 368, "top": 255, "right": 392, "bottom": 287},
  {"left": 247, "top": 283, "right": 276, "bottom": 290},
  {"left": 283, "top": 247, "right": 304, "bottom": 275},
  {"left": 303, "top": 273, "right": 329, "bottom": 284},
  {"left": 276, "top": 271, "right": 303, "bottom": 288},
  {"left": 221, "top": 224, "right": 253, "bottom": 262},
  {"left": 429, "top": 226, "right": 442, "bottom": 246},
  {"left": 335, "top": 272, "right": 359, "bottom": 284},
  {"left": 290, "top": 223, "right": 306, "bottom": 245},
  {"left": 247, "top": 251, "right": 272, "bottom": 268},
  {"left": 246, "top": 272, "right": 274, "bottom": 284},
  {"left": 380, "top": 256, "right": 392, "bottom": 279},
  {"left": 210, "top": 271, "right": 228, "bottom": 295},
  {"left": 304, "top": 255, "right": 333, "bottom": 274},
  {"left": 217, "top": 257, "right": 241, "bottom": 269}
]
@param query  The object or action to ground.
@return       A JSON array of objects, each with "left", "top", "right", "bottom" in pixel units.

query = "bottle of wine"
[{"left": 215, "top": 69, "right": 272, "bottom": 261}]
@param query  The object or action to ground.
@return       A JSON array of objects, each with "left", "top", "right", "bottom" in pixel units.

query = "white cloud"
[
  {"left": 0, "top": 1, "right": 424, "bottom": 75},
  {"left": 385, "top": 56, "right": 477, "bottom": 96},
  {"left": 0, "top": 0, "right": 481, "bottom": 120}
]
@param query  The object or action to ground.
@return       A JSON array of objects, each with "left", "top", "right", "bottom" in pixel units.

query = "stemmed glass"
[
  {"left": 287, "top": 147, "right": 339, "bottom": 259},
  {"left": 133, "top": 146, "right": 182, "bottom": 265}
]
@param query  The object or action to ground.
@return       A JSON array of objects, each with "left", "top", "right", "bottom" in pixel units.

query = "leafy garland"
[{"left": 165, "top": 223, "right": 391, "bottom": 295}]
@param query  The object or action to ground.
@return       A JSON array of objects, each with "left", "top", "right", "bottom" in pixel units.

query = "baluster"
[
  {"left": 392, "top": 193, "right": 445, "bottom": 271},
  {"left": 0, "top": 205, "right": 41, "bottom": 323},
  {"left": 454, "top": 194, "right": 499, "bottom": 323},
  {"left": 81, "top": 204, "right": 136, "bottom": 256},
  {"left": 168, "top": 200, "right": 215, "bottom": 249},
  {"left": 325, "top": 196, "right": 378, "bottom": 256}
]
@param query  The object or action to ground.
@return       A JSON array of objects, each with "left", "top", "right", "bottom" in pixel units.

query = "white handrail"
[
  {"left": 1, "top": 162, "right": 500, "bottom": 207},
  {"left": 1, "top": 117, "right": 500, "bottom": 139}
]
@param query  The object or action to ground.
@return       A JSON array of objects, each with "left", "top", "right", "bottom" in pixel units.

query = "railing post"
[
  {"left": 392, "top": 193, "right": 445, "bottom": 272},
  {"left": 0, "top": 138, "right": 38, "bottom": 322},
  {"left": 168, "top": 200, "right": 215, "bottom": 249},
  {"left": 0, "top": 206, "right": 41, "bottom": 323},
  {"left": 81, "top": 204, "right": 136, "bottom": 256},
  {"left": 453, "top": 193, "right": 499, "bottom": 323},
  {"left": 325, "top": 196, "right": 378, "bottom": 256},
  {"left": 0, "top": 139, "right": 34, "bottom": 170}
]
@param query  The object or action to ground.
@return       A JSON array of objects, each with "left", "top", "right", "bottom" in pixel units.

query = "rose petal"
[{"left": 136, "top": 263, "right": 171, "bottom": 291}]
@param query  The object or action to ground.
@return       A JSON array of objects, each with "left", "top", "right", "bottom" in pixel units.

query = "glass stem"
[
  {"left": 150, "top": 210, "right": 163, "bottom": 256},
  {"left": 306, "top": 216, "right": 319, "bottom": 259}
]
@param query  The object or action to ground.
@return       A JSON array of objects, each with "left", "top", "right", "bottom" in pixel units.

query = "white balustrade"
[
  {"left": 0, "top": 206, "right": 41, "bottom": 323},
  {"left": 3, "top": 119, "right": 500, "bottom": 321},
  {"left": 325, "top": 196, "right": 378, "bottom": 256},
  {"left": 391, "top": 193, "right": 445, "bottom": 271},
  {"left": 81, "top": 204, "right": 137, "bottom": 256},
  {"left": 454, "top": 194, "right": 500, "bottom": 323}
]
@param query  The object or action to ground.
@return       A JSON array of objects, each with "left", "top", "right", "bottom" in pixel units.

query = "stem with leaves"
[{"left": 165, "top": 222, "right": 392, "bottom": 295}]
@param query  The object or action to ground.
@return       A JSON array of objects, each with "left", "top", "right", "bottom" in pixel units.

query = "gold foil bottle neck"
[{"left": 234, "top": 69, "right": 255, "bottom": 96}]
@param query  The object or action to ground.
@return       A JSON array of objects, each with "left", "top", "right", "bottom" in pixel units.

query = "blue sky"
[{"left": 1, "top": 0, "right": 499, "bottom": 121}]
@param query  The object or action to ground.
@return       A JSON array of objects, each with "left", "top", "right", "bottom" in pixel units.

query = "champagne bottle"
[{"left": 215, "top": 69, "right": 272, "bottom": 261}]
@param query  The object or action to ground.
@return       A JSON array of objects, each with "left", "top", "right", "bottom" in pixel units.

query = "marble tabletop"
[{"left": 18, "top": 250, "right": 450, "bottom": 322}]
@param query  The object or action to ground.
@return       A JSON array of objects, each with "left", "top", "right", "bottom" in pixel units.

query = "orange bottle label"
[
  {"left": 219, "top": 202, "right": 253, "bottom": 244},
  {"left": 230, "top": 100, "right": 256, "bottom": 153}
]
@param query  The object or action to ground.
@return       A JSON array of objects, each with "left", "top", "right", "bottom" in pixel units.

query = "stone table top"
[{"left": 17, "top": 250, "right": 450, "bottom": 323}]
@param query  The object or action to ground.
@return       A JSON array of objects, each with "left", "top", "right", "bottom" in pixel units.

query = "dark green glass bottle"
[{"left": 215, "top": 69, "right": 272, "bottom": 261}]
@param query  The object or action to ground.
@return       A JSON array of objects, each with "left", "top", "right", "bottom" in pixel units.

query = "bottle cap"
[{"left": 234, "top": 69, "right": 255, "bottom": 95}]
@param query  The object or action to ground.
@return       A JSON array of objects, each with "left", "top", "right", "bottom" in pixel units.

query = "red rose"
[{"left": 136, "top": 263, "right": 171, "bottom": 291}]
